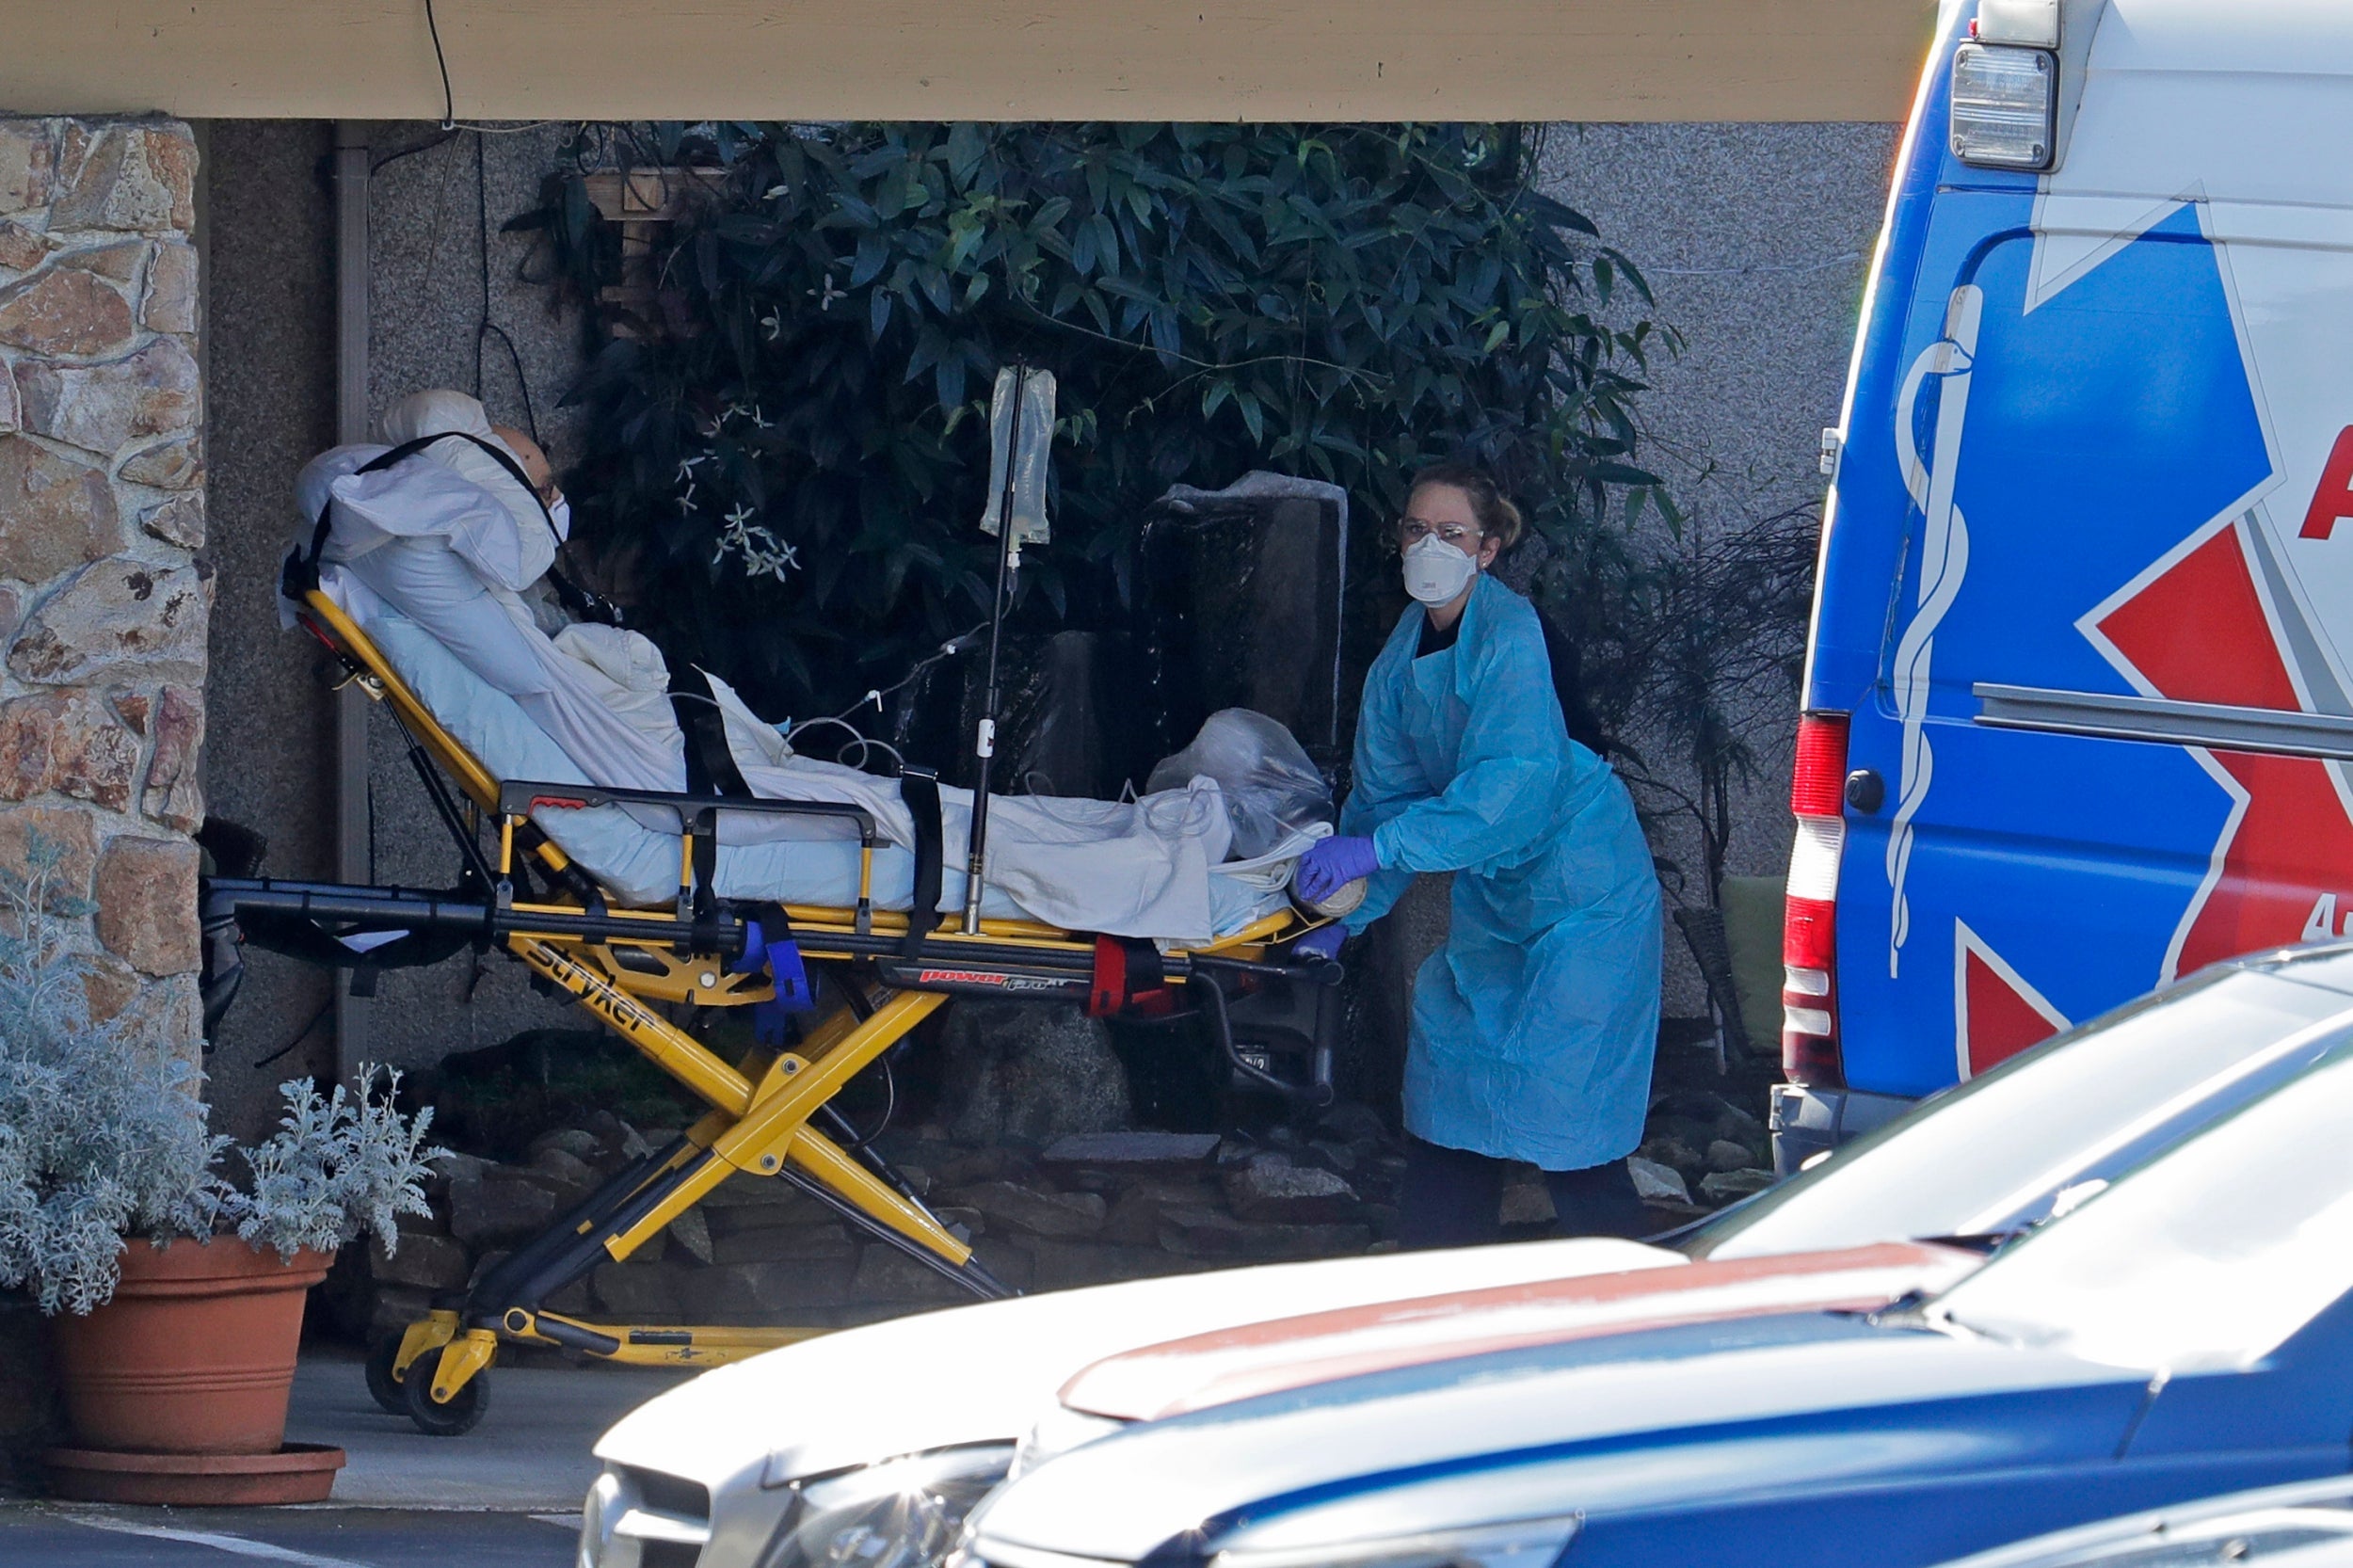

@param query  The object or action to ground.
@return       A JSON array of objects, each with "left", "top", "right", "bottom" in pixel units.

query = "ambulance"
[{"left": 1780, "top": 0, "right": 2353, "bottom": 1164}]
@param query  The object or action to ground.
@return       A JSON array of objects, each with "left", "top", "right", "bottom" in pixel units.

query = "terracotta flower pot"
[{"left": 48, "top": 1237, "right": 333, "bottom": 1455}]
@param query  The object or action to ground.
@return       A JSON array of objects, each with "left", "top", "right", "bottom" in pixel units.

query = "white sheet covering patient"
[
  {"left": 290, "top": 391, "right": 686, "bottom": 792},
  {"left": 286, "top": 393, "right": 1320, "bottom": 940}
]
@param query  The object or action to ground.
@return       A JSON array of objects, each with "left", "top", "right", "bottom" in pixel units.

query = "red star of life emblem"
[
  {"left": 2089, "top": 520, "right": 2353, "bottom": 977},
  {"left": 1956, "top": 919, "right": 2070, "bottom": 1079}
]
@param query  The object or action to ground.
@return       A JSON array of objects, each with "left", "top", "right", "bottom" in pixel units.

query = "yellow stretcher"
[{"left": 200, "top": 587, "right": 1337, "bottom": 1435}]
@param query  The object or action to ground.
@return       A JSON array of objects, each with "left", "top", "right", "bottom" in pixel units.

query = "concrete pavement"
[
  {"left": 287, "top": 1345, "right": 694, "bottom": 1511},
  {"left": 0, "top": 1505, "right": 583, "bottom": 1566},
  {"left": 0, "top": 1348, "right": 699, "bottom": 1564}
]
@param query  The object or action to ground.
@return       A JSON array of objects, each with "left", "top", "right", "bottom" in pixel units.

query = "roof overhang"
[{"left": 0, "top": 1, "right": 1934, "bottom": 122}]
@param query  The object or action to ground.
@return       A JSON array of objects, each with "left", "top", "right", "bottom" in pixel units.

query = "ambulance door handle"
[{"left": 1845, "top": 769, "right": 1885, "bottom": 814}]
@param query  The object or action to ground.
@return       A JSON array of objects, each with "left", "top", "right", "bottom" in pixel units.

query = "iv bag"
[{"left": 980, "top": 365, "right": 1056, "bottom": 546}]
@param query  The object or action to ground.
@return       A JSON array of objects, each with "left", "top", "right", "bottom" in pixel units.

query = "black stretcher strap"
[
  {"left": 898, "top": 767, "right": 944, "bottom": 958},
  {"left": 688, "top": 810, "right": 721, "bottom": 934},
  {"left": 289, "top": 431, "right": 619, "bottom": 626},
  {"left": 669, "top": 677, "right": 754, "bottom": 800},
  {"left": 664, "top": 676, "right": 757, "bottom": 950}
]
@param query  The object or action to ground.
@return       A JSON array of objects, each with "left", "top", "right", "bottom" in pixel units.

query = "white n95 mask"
[
  {"left": 546, "top": 496, "right": 572, "bottom": 542},
  {"left": 1402, "top": 534, "right": 1480, "bottom": 606}
]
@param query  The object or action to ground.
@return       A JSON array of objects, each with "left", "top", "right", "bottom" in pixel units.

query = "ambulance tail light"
[{"left": 1784, "top": 712, "right": 1849, "bottom": 1087}]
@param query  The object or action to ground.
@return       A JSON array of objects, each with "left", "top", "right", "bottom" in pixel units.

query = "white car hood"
[{"left": 595, "top": 1238, "right": 1675, "bottom": 1487}]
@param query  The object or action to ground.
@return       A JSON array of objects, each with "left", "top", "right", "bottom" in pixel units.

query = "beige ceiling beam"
[{"left": 0, "top": 1, "right": 1934, "bottom": 122}]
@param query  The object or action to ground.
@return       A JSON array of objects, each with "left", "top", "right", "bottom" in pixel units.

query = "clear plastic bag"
[{"left": 1146, "top": 709, "right": 1334, "bottom": 859}]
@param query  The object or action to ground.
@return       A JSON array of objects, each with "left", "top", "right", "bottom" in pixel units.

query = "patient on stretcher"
[{"left": 288, "top": 392, "right": 1328, "bottom": 943}]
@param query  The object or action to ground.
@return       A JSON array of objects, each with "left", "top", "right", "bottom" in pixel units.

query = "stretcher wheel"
[
  {"left": 403, "top": 1345, "right": 489, "bottom": 1437},
  {"left": 364, "top": 1335, "right": 410, "bottom": 1416}
]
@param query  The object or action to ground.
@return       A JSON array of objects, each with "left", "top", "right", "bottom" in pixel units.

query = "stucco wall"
[
  {"left": 1539, "top": 121, "right": 1898, "bottom": 1017},
  {"left": 198, "top": 120, "right": 340, "bottom": 1138}
]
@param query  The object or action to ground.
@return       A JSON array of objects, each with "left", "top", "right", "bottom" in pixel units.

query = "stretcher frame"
[{"left": 202, "top": 587, "right": 1334, "bottom": 1434}]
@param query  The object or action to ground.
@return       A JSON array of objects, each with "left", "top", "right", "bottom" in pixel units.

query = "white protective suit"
[{"left": 289, "top": 392, "right": 686, "bottom": 792}]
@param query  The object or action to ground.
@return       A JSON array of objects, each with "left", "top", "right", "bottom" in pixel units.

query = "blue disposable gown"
[{"left": 1340, "top": 574, "right": 1661, "bottom": 1169}]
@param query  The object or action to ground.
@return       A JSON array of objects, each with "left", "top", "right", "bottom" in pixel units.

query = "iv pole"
[{"left": 963, "top": 365, "right": 1031, "bottom": 934}]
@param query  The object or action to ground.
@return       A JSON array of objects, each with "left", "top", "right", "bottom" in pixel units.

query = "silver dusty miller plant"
[
  {"left": 0, "top": 837, "right": 443, "bottom": 1315},
  {"left": 0, "top": 840, "right": 229, "bottom": 1313},
  {"left": 229, "top": 1067, "right": 442, "bottom": 1262}
]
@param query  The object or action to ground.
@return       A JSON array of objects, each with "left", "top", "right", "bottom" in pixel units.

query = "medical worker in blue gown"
[{"left": 1294, "top": 463, "right": 1662, "bottom": 1247}]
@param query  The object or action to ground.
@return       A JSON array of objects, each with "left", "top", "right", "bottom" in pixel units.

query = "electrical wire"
[
  {"left": 449, "top": 120, "right": 571, "bottom": 135},
  {"left": 372, "top": 130, "right": 461, "bottom": 176},
  {"left": 834, "top": 1056, "right": 897, "bottom": 1150},
  {"left": 254, "top": 998, "right": 332, "bottom": 1070},
  {"left": 474, "top": 131, "right": 541, "bottom": 442},
  {"left": 418, "top": 0, "right": 565, "bottom": 130},
  {"left": 423, "top": 0, "right": 456, "bottom": 132}
]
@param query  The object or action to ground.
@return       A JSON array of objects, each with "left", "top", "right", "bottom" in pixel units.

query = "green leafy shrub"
[{"left": 526, "top": 121, "right": 1667, "bottom": 719}]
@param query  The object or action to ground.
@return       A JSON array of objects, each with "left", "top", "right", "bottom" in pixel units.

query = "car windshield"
[
  {"left": 1933, "top": 1043, "right": 2353, "bottom": 1371},
  {"left": 1689, "top": 966, "right": 2353, "bottom": 1262}
]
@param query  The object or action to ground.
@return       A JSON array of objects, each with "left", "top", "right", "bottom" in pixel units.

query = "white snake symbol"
[{"left": 1885, "top": 285, "right": 1983, "bottom": 979}]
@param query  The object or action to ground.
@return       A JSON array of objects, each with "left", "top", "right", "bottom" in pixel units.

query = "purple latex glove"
[
  {"left": 1293, "top": 923, "right": 1347, "bottom": 962},
  {"left": 1296, "top": 834, "right": 1381, "bottom": 907}
]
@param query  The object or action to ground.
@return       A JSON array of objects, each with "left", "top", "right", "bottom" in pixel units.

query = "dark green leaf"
[
  {"left": 946, "top": 122, "right": 986, "bottom": 186},
  {"left": 1088, "top": 213, "right": 1120, "bottom": 276},
  {"left": 850, "top": 231, "right": 890, "bottom": 287}
]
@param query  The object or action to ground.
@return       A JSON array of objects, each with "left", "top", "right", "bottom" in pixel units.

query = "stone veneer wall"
[
  {"left": 0, "top": 114, "right": 207, "bottom": 1488},
  {"left": 0, "top": 117, "right": 207, "bottom": 1050}
]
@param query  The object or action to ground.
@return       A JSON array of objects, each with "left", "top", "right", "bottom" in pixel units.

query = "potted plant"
[{"left": 0, "top": 840, "right": 443, "bottom": 1504}]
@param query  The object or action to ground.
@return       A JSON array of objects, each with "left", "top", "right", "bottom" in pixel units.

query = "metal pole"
[
  {"left": 962, "top": 367, "right": 1027, "bottom": 934},
  {"left": 332, "top": 120, "right": 372, "bottom": 1079}
]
